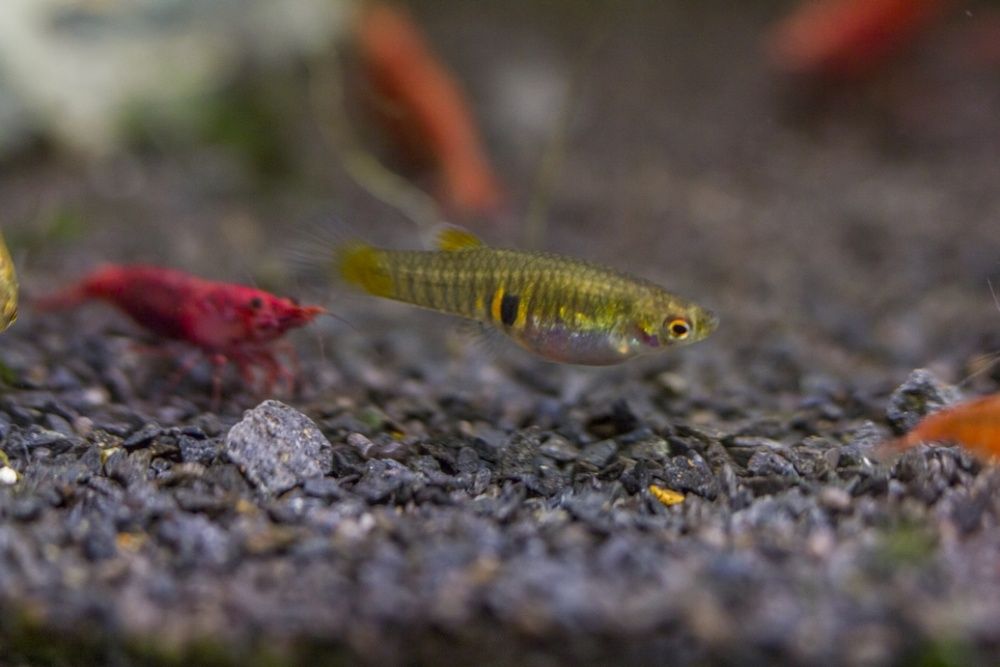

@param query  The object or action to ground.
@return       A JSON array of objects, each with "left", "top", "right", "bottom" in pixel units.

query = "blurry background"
[
  {"left": 2, "top": 0, "right": 1000, "bottom": 391},
  {"left": 3, "top": 4, "right": 1000, "bottom": 663}
]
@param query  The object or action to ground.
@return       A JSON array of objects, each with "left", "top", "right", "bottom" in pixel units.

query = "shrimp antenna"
[
  {"left": 313, "top": 324, "right": 327, "bottom": 367},
  {"left": 310, "top": 288, "right": 361, "bottom": 336},
  {"left": 292, "top": 271, "right": 360, "bottom": 335},
  {"left": 958, "top": 350, "right": 1000, "bottom": 388},
  {"left": 957, "top": 278, "right": 1000, "bottom": 388},
  {"left": 318, "top": 309, "right": 361, "bottom": 335},
  {"left": 522, "top": 7, "right": 619, "bottom": 250},
  {"left": 242, "top": 266, "right": 260, "bottom": 290},
  {"left": 307, "top": 49, "right": 443, "bottom": 234},
  {"left": 522, "top": 71, "right": 574, "bottom": 251}
]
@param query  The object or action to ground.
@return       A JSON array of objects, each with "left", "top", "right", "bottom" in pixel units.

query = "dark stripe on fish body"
[
  {"left": 424, "top": 264, "right": 439, "bottom": 308},
  {"left": 452, "top": 267, "right": 466, "bottom": 315},
  {"left": 444, "top": 259, "right": 469, "bottom": 316},
  {"left": 480, "top": 271, "right": 495, "bottom": 321},
  {"left": 500, "top": 293, "right": 519, "bottom": 327},
  {"left": 413, "top": 262, "right": 428, "bottom": 307},
  {"left": 447, "top": 272, "right": 461, "bottom": 315},
  {"left": 517, "top": 272, "right": 533, "bottom": 325},
  {"left": 443, "top": 264, "right": 456, "bottom": 315},
  {"left": 478, "top": 270, "right": 491, "bottom": 320},
  {"left": 397, "top": 257, "right": 414, "bottom": 302},
  {"left": 439, "top": 270, "right": 452, "bottom": 314},
  {"left": 464, "top": 270, "right": 477, "bottom": 319},
  {"left": 434, "top": 264, "right": 448, "bottom": 312}
]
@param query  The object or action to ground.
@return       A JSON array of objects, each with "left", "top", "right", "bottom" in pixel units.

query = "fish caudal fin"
[{"left": 337, "top": 243, "right": 394, "bottom": 297}]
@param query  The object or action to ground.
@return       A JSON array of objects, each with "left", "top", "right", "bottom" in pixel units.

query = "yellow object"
[
  {"left": 0, "top": 229, "right": 18, "bottom": 332},
  {"left": 649, "top": 484, "right": 685, "bottom": 507},
  {"left": 336, "top": 229, "right": 717, "bottom": 365},
  {"left": 434, "top": 226, "right": 484, "bottom": 252}
]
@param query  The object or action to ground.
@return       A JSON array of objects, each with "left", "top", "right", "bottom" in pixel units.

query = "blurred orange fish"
[
  {"left": 767, "top": 0, "right": 950, "bottom": 79},
  {"left": 356, "top": 2, "right": 504, "bottom": 218},
  {"left": 885, "top": 393, "right": 1000, "bottom": 462}
]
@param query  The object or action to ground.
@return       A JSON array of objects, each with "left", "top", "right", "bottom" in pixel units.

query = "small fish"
[
  {"left": 884, "top": 393, "right": 1000, "bottom": 462},
  {"left": 0, "top": 229, "right": 18, "bottom": 332},
  {"left": 337, "top": 228, "right": 717, "bottom": 364}
]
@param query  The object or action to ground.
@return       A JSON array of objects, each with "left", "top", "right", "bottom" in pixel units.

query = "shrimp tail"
[
  {"left": 33, "top": 284, "right": 91, "bottom": 311},
  {"left": 874, "top": 434, "right": 914, "bottom": 461},
  {"left": 337, "top": 243, "right": 393, "bottom": 298},
  {"left": 33, "top": 265, "right": 125, "bottom": 312}
]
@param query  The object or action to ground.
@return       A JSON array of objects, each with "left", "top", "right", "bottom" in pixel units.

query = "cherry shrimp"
[
  {"left": 884, "top": 281, "right": 1000, "bottom": 463},
  {"left": 355, "top": 2, "right": 505, "bottom": 218},
  {"left": 883, "top": 393, "right": 1000, "bottom": 462},
  {"left": 38, "top": 265, "right": 324, "bottom": 405},
  {"left": 766, "top": 0, "right": 950, "bottom": 80}
]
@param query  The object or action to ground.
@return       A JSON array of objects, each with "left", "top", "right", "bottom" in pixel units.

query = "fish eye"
[
  {"left": 666, "top": 318, "right": 690, "bottom": 340},
  {"left": 249, "top": 297, "right": 264, "bottom": 310}
]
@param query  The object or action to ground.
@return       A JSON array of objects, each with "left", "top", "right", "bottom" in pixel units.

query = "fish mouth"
[
  {"left": 699, "top": 308, "right": 719, "bottom": 337},
  {"left": 0, "top": 305, "right": 15, "bottom": 331}
]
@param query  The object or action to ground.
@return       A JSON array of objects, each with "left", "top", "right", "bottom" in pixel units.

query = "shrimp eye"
[
  {"left": 289, "top": 296, "right": 300, "bottom": 306},
  {"left": 249, "top": 297, "right": 263, "bottom": 310},
  {"left": 666, "top": 318, "right": 690, "bottom": 340}
]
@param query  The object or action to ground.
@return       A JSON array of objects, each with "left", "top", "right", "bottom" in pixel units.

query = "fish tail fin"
[{"left": 337, "top": 243, "right": 393, "bottom": 297}]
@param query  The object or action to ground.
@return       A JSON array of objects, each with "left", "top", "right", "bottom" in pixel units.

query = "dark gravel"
[
  {"left": 3, "top": 1, "right": 1000, "bottom": 666},
  {"left": 2, "top": 360, "right": 998, "bottom": 666}
]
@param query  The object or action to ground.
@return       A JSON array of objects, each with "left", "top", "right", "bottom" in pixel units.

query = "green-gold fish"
[
  {"left": 0, "top": 229, "right": 17, "bottom": 332},
  {"left": 337, "top": 228, "right": 717, "bottom": 364}
]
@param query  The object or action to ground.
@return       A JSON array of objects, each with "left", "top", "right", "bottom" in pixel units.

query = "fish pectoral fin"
[{"left": 433, "top": 225, "right": 484, "bottom": 252}]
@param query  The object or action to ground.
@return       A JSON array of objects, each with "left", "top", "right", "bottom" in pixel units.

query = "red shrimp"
[
  {"left": 356, "top": 2, "right": 504, "bottom": 218},
  {"left": 883, "top": 393, "right": 1000, "bottom": 462},
  {"left": 38, "top": 265, "right": 323, "bottom": 403},
  {"left": 767, "top": 0, "right": 950, "bottom": 80}
]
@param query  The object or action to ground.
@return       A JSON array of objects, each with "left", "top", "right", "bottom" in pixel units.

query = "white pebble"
[
  {"left": 81, "top": 386, "right": 109, "bottom": 406},
  {"left": 0, "top": 466, "right": 19, "bottom": 485}
]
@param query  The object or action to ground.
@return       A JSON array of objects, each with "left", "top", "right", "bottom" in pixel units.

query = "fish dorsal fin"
[{"left": 435, "top": 226, "right": 484, "bottom": 251}]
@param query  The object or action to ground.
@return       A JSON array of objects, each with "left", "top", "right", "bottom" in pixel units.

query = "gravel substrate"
[{"left": 1, "top": 345, "right": 998, "bottom": 666}]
